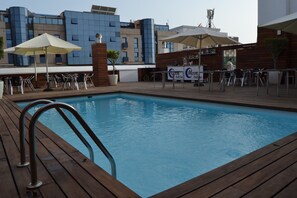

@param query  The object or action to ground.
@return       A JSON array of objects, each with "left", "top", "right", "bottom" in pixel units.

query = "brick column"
[{"left": 92, "top": 43, "right": 109, "bottom": 86}]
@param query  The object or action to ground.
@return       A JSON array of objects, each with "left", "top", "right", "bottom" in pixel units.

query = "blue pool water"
[{"left": 18, "top": 93, "right": 297, "bottom": 197}]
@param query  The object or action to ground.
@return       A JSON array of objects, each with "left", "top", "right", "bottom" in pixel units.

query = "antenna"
[{"left": 207, "top": 8, "right": 215, "bottom": 28}]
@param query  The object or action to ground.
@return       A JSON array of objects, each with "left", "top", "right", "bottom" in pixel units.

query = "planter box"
[
  {"left": 268, "top": 71, "right": 282, "bottom": 85},
  {"left": 0, "top": 81, "right": 3, "bottom": 99},
  {"left": 108, "top": 74, "right": 118, "bottom": 86}
]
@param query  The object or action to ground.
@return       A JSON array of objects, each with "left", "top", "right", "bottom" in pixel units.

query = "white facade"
[{"left": 258, "top": 0, "right": 297, "bottom": 25}]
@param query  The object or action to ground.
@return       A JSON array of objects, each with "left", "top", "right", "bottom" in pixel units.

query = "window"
[
  {"left": 109, "top": 21, "right": 116, "bottom": 27},
  {"left": 40, "top": 55, "right": 46, "bottom": 64},
  {"left": 134, "top": 52, "right": 139, "bottom": 62},
  {"left": 6, "top": 29, "right": 12, "bottom": 40},
  {"left": 55, "top": 54, "right": 62, "bottom": 64},
  {"left": 89, "top": 35, "right": 95, "bottom": 41},
  {"left": 73, "top": 51, "right": 80, "bottom": 57},
  {"left": 4, "top": 16, "right": 9, "bottom": 23},
  {"left": 122, "top": 37, "right": 127, "bottom": 44},
  {"left": 134, "top": 38, "right": 138, "bottom": 49},
  {"left": 110, "top": 36, "right": 116, "bottom": 42},
  {"left": 72, "top": 35, "right": 79, "bottom": 41},
  {"left": 71, "top": 18, "right": 78, "bottom": 24}
]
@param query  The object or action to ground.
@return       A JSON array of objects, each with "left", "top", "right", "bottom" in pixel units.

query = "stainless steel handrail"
[
  {"left": 27, "top": 102, "right": 116, "bottom": 189},
  {"left": 19, "top": 99, "right": 95, "bottom": 167}
]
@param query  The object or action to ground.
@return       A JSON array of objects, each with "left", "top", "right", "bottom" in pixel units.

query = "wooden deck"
[
  {"left": 0, "top": 96, "right": 139, "bottom": 197},
  {"left": 2, "top": 82, "right": 297, "bottom": 197}
]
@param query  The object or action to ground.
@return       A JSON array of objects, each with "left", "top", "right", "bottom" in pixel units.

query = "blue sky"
[{"left": 1, "top": 0, "right": 258, "bottom": 44}]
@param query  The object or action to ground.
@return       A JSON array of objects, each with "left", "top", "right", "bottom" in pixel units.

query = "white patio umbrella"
[
  {"left": 7, "top": 33, "right": 82, "bottom": 91},
  {"left": 4, "top": 47, "right": 47, "bottom": 86},
  {"left": 259, "top": 12, "right": 297, "bottom": 34},
  {"left": 162, "top": 27, "right": 239, "bottom": 65}
]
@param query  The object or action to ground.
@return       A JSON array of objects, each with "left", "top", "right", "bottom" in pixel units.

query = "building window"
[
  {"left": 6, "top": 29, "right": 12, "bottom": 40},
  {"left": 4, "top": 16, "right": 9, "bottom": 23},
  {"left": 71, "top": 18, "right": 78, "bottom": 24},
  {"left": 110, "top": 36, "right": 116, "bottom": 42},
  {"left": 89, "top": 35, "right": 95, "bottom": 41},
  {"left": 72, "top": 35, "right": 79, "bottom": 41},
  {"left": 134, "top": 38, "right": 138, "bottom": 49},
  {"left": 55, "top": 54, "right": 62, "bottom": 64},
  {"left": 109, "top": 21, "right": 116, "bottom": 27},
  {"left": 122, "top": 37, "right": 127, "bottom": 44},
  {"left": 134, "top": 52, "right": 139, "bottom": 62},
  {"left": 122, "top": 51, "right": 128, "bottom": 62},
  {"left": 73, "top": 51, "right": 80, "bottom": 57},
  {"left": 40, "top": 55, "right": 46, "bottom": 64}
]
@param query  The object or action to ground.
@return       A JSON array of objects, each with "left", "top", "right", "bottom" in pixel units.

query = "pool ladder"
[{"left": 18, "top": 99, "right": 116, "bottom": 189}]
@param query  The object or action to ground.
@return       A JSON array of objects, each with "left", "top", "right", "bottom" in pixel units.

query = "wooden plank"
[
  {"left": 5, "top": 98, "right": 139, "bottom": 197},
  {"left": 34, "top": 136, "right": 90, "bottom": 197},
  {"left": 152, "top": 133, "right": 297, "bottom": 198},
  {"left": 40, "top": 137, "right": 114, "bottom": 197},
  {"left": 70, "top": 151, "right": 140, "bottom": 198},
  {"left": 243, "top": 162, "right": 297, "bottom": 197},
  {"left": 0, "top": 136, "right": 19, "bottom": 197},
  {"left": 212, "top": 148, "right": 297, "bottom": 197},
  {"left": 181, "top": 139, "right": 297, "bottom": 198},
  {"left": 274, "top": 179, "right": 297, "bottom": 198},
  {"left": 0, "top": 99, "right": 66, "bottom": 198},
  {"left": 0, "top": 101, "right": 38, "bottom": 197}
]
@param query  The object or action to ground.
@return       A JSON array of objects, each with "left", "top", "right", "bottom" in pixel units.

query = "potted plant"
[
  {"left": 264, "top": 37, "right": 288, "bottom": 84},
  {"left": 107, "top": 50, "right": 120, "bottom": 85}
]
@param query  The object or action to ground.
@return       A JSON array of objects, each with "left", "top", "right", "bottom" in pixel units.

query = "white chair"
[
  {"left": 86, "top": 73, "right": 94, "bottom": 88},
  {"left": 75, "top": 73, "right": 88, "bottom": 90},
  {"left": 23, "top": 76, "right": 35, "bottom": 91}
]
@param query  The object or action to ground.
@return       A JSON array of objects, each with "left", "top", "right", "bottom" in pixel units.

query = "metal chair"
[{"left": 9, "top": 76, "right": 24, "bottom": 95}]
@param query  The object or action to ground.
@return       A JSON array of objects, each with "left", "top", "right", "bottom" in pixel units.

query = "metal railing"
[
  {"left": 19, "top": 100, "right": 116, "bottom": 189},
  {"left": 18, "top": 99, "right": 94, "bottom": 167}
]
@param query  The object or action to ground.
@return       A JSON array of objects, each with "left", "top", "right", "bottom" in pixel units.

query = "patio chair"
[
  {"left": 23, "top": 76, "right": 35, "bottom": 91},
  {"left": 86, "top": 73, "right": 94, "bottom": 88},
  {"left": 61, "top": 74, "right": 72, "bottom": 90},
  {"left": 233, "top": 69, "right": 246, "bottom": 87},
  {"left": 76, "top": 73, "right": 88, "bottom": 90},
  {"left": 9, "top": 76, "right": 24, "bottom": 95}
]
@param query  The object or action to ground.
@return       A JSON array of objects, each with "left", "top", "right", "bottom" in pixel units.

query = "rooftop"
[{"left": 2, "top": 82, "right": 297, "bottom": 197}]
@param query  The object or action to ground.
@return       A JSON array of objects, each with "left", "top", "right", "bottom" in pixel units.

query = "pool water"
[{"left": 18, "top": 93, "right": 297, "bottom": 197}]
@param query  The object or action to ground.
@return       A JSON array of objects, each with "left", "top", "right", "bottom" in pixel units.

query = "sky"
[{"left": 1, "top": 0, "right": 258, "bottom": 44}]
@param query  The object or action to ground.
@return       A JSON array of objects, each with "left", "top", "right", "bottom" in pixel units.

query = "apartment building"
[{"left": 0, "top": 5, "right": 174, "bottom": 66}]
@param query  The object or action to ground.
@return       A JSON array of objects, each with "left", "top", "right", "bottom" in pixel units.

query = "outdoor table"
[
  {"left": 282, "top": 68, "right": 297, "bottom": 93},
  {"left": 214, "top": 70, "right": 228, "bottom": 92}
]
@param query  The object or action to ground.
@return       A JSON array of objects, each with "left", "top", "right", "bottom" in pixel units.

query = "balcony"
[
  {"left": 121, "top": 42, "right": 128, "bottom": 49},
  {"left": 122, "top": 57, "right": 129, "bottom": 63}
]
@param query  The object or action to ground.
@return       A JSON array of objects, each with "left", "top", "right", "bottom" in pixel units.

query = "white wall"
[{"left": 258, "top": 0, "right": 297, "bottom": 25}]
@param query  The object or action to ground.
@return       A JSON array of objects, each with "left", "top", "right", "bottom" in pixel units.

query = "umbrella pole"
[
  {"left": 198, "top": 37, "right": 202, "bottom": 87},
  {"left": 33, "top": 52, "right": 40, "bottom": 88},
  {"left": 44, "top": 48, "right": 53, "bottom": 91}
]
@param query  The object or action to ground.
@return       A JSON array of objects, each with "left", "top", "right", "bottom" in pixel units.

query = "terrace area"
[{"left": 1, "top": 82, "right": 297, "bottom": 197}]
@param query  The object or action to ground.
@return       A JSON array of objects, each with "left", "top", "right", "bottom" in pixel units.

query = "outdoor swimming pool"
[{"left": 18, "top": 93, "right": 297, "bottom": 197}]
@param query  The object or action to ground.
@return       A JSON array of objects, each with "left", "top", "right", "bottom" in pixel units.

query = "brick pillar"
[{"left": 92, "top": 43, "right": 109, "bottom": 86}]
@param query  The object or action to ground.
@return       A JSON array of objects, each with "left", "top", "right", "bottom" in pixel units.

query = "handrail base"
[
  {"left": 27, "top": 181, "right": 42, "bottom": 189},
  {"left": 17, "top": 162, "right": 30, "bottom": 168}
]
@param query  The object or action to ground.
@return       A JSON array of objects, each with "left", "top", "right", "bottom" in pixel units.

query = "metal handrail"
[
  {"left": 27, "top": 102, "right": 116, "bottom": 189},
  {"left": 18, "top": 99, "right": 95, "bottom": 167}
]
